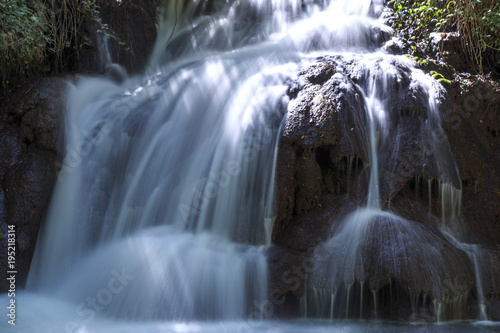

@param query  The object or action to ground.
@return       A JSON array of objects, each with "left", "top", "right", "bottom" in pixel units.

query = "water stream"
[{"left": 2, "top": 0, "right": 498, "bottom": 332}]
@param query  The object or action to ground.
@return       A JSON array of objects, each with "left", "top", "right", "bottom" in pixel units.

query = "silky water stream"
[{"left": 2, "top": 0, "right": 499, "bottom": 332}]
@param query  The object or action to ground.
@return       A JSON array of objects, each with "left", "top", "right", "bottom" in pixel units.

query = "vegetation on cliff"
[
  {"left": 0, "top": 0, "right": 104, "bottom": 95},
  {"left": 391, "top": 0, "right": 500, "bottom": 75}
]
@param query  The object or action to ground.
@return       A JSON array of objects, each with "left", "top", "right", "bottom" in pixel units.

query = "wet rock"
[
  {"left": 4, "top": 78, "right": 66, "bottom": 156},
  {"left": 491, "top": 300, "right": 500, "bottom": 321},
  {"left": 382, "top": 37, "right": 406, "bottom": 55},
  {"left": 78, "top": 0, "right": 159, "bottom": 74},
  {"left": 362, "top": 216, "right": 474, "bottom": 300},
  {"left": 480, "top": 248, "right": 500, "bottom": 304},
  {"left": 273, "top": 194, "right": 357, "bottom": 252},
  {"left": 2, "top": 153, "right": 58, "bottom": 285},
  {"left": 300, "top": 61, "right": 336, "bottom": 85},
  {"left": 271, "top": 56, "right": 500, "bottom": 320},
  {"left": 0, "top": 77, "right": 66, "bottom": 292},
  {"left": 429, "top": 32, "right": 468, "bottom": 72},
  {"left": 436, "top": 76, "right": 500, "bottom": 307},
  {"left": 440, "top": 80, "right": 500, "bottom": 249},
  {"left": 266, "top": 245, "right": 304, "bottom": 317},
  {"left": 275, "top": 57, "right": 368, "bottom": 231},
  {"left": 275, "top": 55, "right": 439, "bottom": 230},
  {"left": 304, "top": 201, "right": 475, "bottom": 303},
  {"left": 294, "top": 150, "right": 322, "bottom": 216}
]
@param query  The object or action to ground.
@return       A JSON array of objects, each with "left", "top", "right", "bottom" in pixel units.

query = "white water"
[
  {"left": 304, "top": 56, "right": 491, "bottom": 320},
  {"left": 1, "top": 0, "right": 496, "bottom": 332},
  {"left": 20, "top": 0, "right": 392, "bottom": 327},
  {"left": 298, "top": 2, "right": 489, "bottom": 323},
  {"left": 304, "top": 51, "right": 470, "bottom": 315},
  {"left": 27, "top": 46, "right": 294, "bottom": 320}
]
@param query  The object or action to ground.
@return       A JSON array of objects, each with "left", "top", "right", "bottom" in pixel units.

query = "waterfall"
[
  {"left": 2, "top": 0, "right": 492, "bottom": 331},
  {"left": 275, "top": 0, "right": 487, "bottom": 323},
  {"left": 25, "top": 0, "right": 393, "bottom": 323},
  {"left": 27, "top": 36, "right": 292, "bottom": 322}
]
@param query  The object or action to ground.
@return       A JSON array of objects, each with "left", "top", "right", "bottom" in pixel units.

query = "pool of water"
[{"left": 2, "top": 293, "right": 499, "bottom": 333}]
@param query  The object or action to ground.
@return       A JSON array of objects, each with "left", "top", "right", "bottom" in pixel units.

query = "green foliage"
[
  {"left": 452, "top": 0, "right": 500, "bottom": 73},
  {"left": 44, "top": 0, "right": 104, "bottom": 73},
  {"left": 0, "top": 0, "right": 116, "bottom": 95},
  {"left": 391, "top": 0, "right": 500, "bottom": 74},
  {"left": 392, "top": 0, "right": 449, "bottom": 46},
  {"left": 0, "top": 0, "right": 49, "bottom": 92},
  {"left": 482, "top": 3, "right": 500, "bottom": 52},
  {"left": 405, "top": 54, "right": 430, "bottom": 66},
  {"left": 430, "top": 70, "right": 451, "bottom": 84}
]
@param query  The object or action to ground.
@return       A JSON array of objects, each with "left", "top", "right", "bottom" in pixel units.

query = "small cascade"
[
  {"left": 97, "top": 32, "right": 112, "bottom": 71},
  {"left": 405, "top": 176, "right": 490, "bottom": 321},
  {"left": 469, "top": 247, "right": 488, "bottom": 321},
  {"left": 300, "top": 11, "right": 488, "bottom": 321},
  {"left": 305, "top": 208, "right": 472, "bottom": 320},
  {"left": 441, "top": 228, "right": 489, "bottom": 321},
  {"left": 435, "top": 168, "right": 489, "bottom": 321}
]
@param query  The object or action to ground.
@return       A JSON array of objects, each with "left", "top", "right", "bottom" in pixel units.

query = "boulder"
[{"left": 271, "top": 56, "right": 500, "bottom": 320}]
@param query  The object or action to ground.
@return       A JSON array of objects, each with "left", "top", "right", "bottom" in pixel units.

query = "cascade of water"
[
  {"left": 28, "top": 50, "right": 299, "bottom": 317},
  {"left": 10, "top": 0, "right": 490, "bottom": 329},
  {"left": 97, "top": 32, "right": 112, "bottom": 72},
  {"left": 299, "top": 2, "right": 488, "bottom": 322},
  {"left": 25, "top": 0, "right": 397, "bottom": 324}
]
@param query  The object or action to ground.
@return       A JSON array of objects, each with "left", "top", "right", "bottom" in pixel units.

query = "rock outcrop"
[
  {"left": 270, "top": 56, "right": 500, "bottom": 320},
  {"left": 0, "top": 77, "right": 67, "bottom": 292},
  {"left": 78, "top": 0, "right": 160, "bottom": 74}
]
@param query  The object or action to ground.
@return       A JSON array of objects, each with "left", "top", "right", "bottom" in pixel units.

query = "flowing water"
[
  {"left": 302, "top": 53, "right": 472, "bottom": 320},
  {"left": 2, "top": 0, "right": 499, "bottom": 332}
]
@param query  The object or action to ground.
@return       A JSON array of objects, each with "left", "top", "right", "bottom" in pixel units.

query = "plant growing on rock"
[
  {"left": 0, "top": 0, "right": 49, "bottom": 93},
  {"left": 0, "top": 0, "right": 107, "bottom": 95},
  {"left": 391, "top": 0, "right": 500, "bottom": 75}
]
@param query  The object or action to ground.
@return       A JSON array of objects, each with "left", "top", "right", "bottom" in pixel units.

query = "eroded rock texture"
[
  {"left": 270, "top": 56, "right": 500, "bottom": 321},
  {"left": 0, "top": 77, "right": 67, "bottom": 292}
]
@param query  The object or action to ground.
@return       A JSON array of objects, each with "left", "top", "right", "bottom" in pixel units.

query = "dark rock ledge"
[{"left": 270, "top": 55, "right": 500, "bottom": 320}]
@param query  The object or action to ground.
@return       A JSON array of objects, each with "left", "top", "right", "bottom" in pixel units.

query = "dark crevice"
[
  {"left": 315, "top": 147, "right": 364, "bottom": 195},
  {"left": 404, "top": 176, "right": 440, "bottom": 207}
]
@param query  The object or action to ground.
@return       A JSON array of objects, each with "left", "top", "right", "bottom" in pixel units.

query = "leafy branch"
[{"left": 391, "top": 0, "right": 500, "bottom": 75}]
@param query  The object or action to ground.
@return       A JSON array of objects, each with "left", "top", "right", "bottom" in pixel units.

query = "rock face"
[
  {"left": 276, "top": 57, "right": 367, "bottom": 230},
  {"left": 442, "top": 78, "right": 500, "bottom": 305},
  {"left": 0, "top": 1, "right": 497, "bottom": 322},
  {"left": 429, "top": 32, "right": 468, "bottom": 72},
  {"left": 78, "top": 0, "right": 160, "bottom": 74},
  {"left": 0, "top": 77, "right": 67, "bottom": 292},
  {"left": 270, "top": 56, "right": 500, "bottom": 320},
  {"left": 442, "top": 80, "right": 500, "bottom": 245}
]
